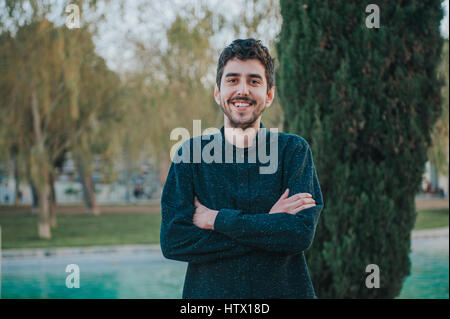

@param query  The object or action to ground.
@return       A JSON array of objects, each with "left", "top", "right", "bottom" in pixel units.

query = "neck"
[{"left": 223, "top": 116, "right": 261, "bottom": 148}]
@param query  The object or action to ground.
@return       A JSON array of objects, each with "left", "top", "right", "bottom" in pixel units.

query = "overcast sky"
[
  {"left": 91, "top": 0, "right": 449, "bottom": 73},
  {"left": 1, "top": 0, "right": 447, "bottom": 72},
  {"left": 441, "top": 0, "right": 449, "bottom": 38}
]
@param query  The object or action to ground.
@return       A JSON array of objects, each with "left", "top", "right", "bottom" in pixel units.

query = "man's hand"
[
  {"left": 269, "top": 189, "right": 316, "bottom": 215},
  {"left": 193, "top": 196, "right": 218, "bottom": 230}
]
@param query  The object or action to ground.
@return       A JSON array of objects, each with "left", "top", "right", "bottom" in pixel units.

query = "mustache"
[{"left": 228, "top": 97, "right": 257, "bottom": 104}]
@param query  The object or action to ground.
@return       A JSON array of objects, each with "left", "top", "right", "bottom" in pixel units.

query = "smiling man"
[{"left": 160, "top": 39, "right": 324, "bottom": 299}]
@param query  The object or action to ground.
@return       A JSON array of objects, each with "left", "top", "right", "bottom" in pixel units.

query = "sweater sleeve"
[
  {"left": 213, "top": 138, "right": 324, "bottom": 254},
  {"left": 160, "top": 143, "right": 252, "bottom": 264}
]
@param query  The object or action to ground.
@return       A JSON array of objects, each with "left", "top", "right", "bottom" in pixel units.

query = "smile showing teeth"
[{"left": 233, "top": 102, "right": 251, "bottom": 107}]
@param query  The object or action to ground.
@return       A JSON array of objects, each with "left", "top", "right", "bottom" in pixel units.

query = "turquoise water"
[
  {"left": 2, "top": 237, "right": 448, "bottom": 299},
  {"left": 397, "top": 237, "right": 449, "bottom": 299},
  {"left": 2, "top": 247, "right": 187, "bottom": 299}
]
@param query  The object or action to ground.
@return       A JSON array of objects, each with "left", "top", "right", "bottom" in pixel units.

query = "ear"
[
  {"left": 214, "top": 83, "right": 221, "bottom": 105},
  {"left": 265, "top": 86, "right": 276, "bottom": 108}
]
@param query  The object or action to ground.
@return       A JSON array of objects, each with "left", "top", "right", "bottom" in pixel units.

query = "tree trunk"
[
  {"left": 159, "top": 152, "right": 170, "bottom": 187},
  {"left": 12, "top": 151, "right": 21, "bottom": 206},
  {"left": 30, "top": 181, "right": 39, "bottom": 214},
  {"left": 430, "top": 161, "right": 439, "bottom": 193},
  {"left": 31, "top": 88, "right": 51, "bottom": 238},
  {"left": 49, "top": 172, "right": 57, "bottom": 227},
  {"left": 76, "top": 154, "right": 100, "bottom": 215},
  {"left": 27, "top": 163, "right": 39, "bottom": 213},
  {"left": 38, "top": 183, "right": 51, "bottom": 239},
  {"left": 122, "top": 150, "right": 133, "bottom": 204}
]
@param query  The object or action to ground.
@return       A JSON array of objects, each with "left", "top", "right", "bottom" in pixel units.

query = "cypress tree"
[{"left": 276, "top": 1, "right": 444, "bottom": 298}]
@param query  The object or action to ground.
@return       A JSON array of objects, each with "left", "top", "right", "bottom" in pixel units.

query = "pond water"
[
  {"left": 1, "top": 237, "right": 448, "bottom": 299},
  {"left": 397, "top": 236, "right": 449, "bottom": 299},
  {"left": 2, "top": 246, "right": 187, "bottom": 299}
]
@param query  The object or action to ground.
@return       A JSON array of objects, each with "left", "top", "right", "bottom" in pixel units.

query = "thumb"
[{"left": 280, "top": 188, "right": 289, "bottom": 199}]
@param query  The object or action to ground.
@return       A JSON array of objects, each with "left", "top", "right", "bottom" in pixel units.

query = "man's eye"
[
  {"left": 251, "top": 80, "right": 260, "bottom": 84},
  {"left": 228, "top": 79, "right": 237, "bottom": 83}
]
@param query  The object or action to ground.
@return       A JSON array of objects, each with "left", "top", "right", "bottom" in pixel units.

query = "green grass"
[
  {"left": 413, "top": 209, "right": 449, "bottom": 230},
  {"left": 0, "top": 213, "right": 161, "bottom": 249},
  {"left": 0, "top": 208, "right": 448, "bottom": 250}
]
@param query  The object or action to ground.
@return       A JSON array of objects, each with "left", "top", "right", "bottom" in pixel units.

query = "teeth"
[{"left": 234, "top": 103, "right": 250, "bottom": 107}]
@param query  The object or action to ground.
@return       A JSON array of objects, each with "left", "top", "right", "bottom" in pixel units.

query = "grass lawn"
[
  {"left": 0, "top": 208, "right": 448, "bottom": 249},
  {"left": 413, "top": 208, "right": 449, "bottom": 230},
  {"left": 0, "top": 213, "right": 161, "bottom": 249}
]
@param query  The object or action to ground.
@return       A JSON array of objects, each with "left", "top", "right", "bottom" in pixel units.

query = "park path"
[
  {"left": 415, "top": 198, "right": 449, "bottom": 210},
  {"left": 411, "top": 226, "right": 449, "bottom": 239},
  {"left": 1, "top": 197, "right": 447, "bottom": 215}
]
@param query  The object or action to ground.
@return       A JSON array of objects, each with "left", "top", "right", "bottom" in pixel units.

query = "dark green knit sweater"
[{"left": 160, "top": 123, "right": 324, "bottom": 298}]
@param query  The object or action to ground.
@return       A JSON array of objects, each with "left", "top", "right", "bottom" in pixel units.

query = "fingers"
[
  {"left": 284, "top": 192, "right": 313, "bottom": 204},
  {"left": 194, "top": 196, "right": 200, "bottom": 207},
  {"left": 280, "top": 188, "right": 289, "bottom": 199},
  {"left": 194, "top": 196, "right": 208, "bottom": 210},
  {"left": 278, "top": 190, "right": 312, "bottom": 204},
  {"left": 284, "top": 193, "right": 317, "bottom": 214},
  {"left": 275, "top": 189, "right": 289, "bottom": 203},
  {"left": 289, "top": 203, "right": 316, "bottom": 215},
  {"left": 287, "top": 197, "right": 316, "bottom": 210}
]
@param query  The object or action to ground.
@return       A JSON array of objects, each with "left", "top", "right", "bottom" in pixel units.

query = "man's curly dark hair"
[{"left": 216, "top": 39, "right": 275, "bottom": 92}]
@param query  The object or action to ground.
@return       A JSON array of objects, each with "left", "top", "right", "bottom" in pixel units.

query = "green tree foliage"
[
  {"left": 123, "top": 4, "right": 222, "bottom": 184},
  {"left": 0, "top": 18, "right": 121, "bottom": 237},
  {"left": 276, "top": 1, "right": 444, "bottom": 298}
]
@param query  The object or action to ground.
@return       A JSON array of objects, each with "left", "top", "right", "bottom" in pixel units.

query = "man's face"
[{"left": 214, "top": 58, "right": 275, "bottom": 130}]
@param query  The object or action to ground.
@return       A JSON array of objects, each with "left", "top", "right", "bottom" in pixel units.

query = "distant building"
[
  {"left": 0, "top": 153, "right": 161, "bottom": 205},
  {"left": 419, "top": 161, "right": 449, "bottom": 198}
]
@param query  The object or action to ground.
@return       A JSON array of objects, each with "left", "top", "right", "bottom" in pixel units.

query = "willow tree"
[
  {"left": 0, "top": 19, "right": 120, "bottom": 237},
  {"left": 70, "top": 45, "right": 123, "bottom": 216},
  {"left": 428, "top": 39, "right": 449, "bottom": 191},
  {"left": 123, "top": 4, "right": 223, "bottom": 186},
  {"left": 276, "top": 1, "right": 444, "bottom": 298}
]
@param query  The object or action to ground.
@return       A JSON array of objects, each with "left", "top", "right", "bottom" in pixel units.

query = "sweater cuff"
[{"left": 214, "top": 208, "right": 241, "bottom": 233}]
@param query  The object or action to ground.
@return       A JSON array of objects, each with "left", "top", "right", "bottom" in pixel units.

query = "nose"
[{"left": 237, "top": 80, "right": 249, "bottom": 96}]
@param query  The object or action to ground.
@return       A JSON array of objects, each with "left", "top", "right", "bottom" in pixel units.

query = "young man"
[{"left": 160, "top": 39, "right": 324, "bottom": 299}]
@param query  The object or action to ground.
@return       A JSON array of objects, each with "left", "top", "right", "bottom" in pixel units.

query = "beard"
[{"left": 220, "top": 96, "right": 266, "bottom": 130}]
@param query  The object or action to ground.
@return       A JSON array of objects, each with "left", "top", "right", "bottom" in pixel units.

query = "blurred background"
[{"left": 0, "top": 0, "right": 448, "bottom": 299}]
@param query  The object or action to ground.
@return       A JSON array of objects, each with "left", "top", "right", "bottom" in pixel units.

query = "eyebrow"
[{"left": 225, "top": 73, "right": 264, "bottom": 80}]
